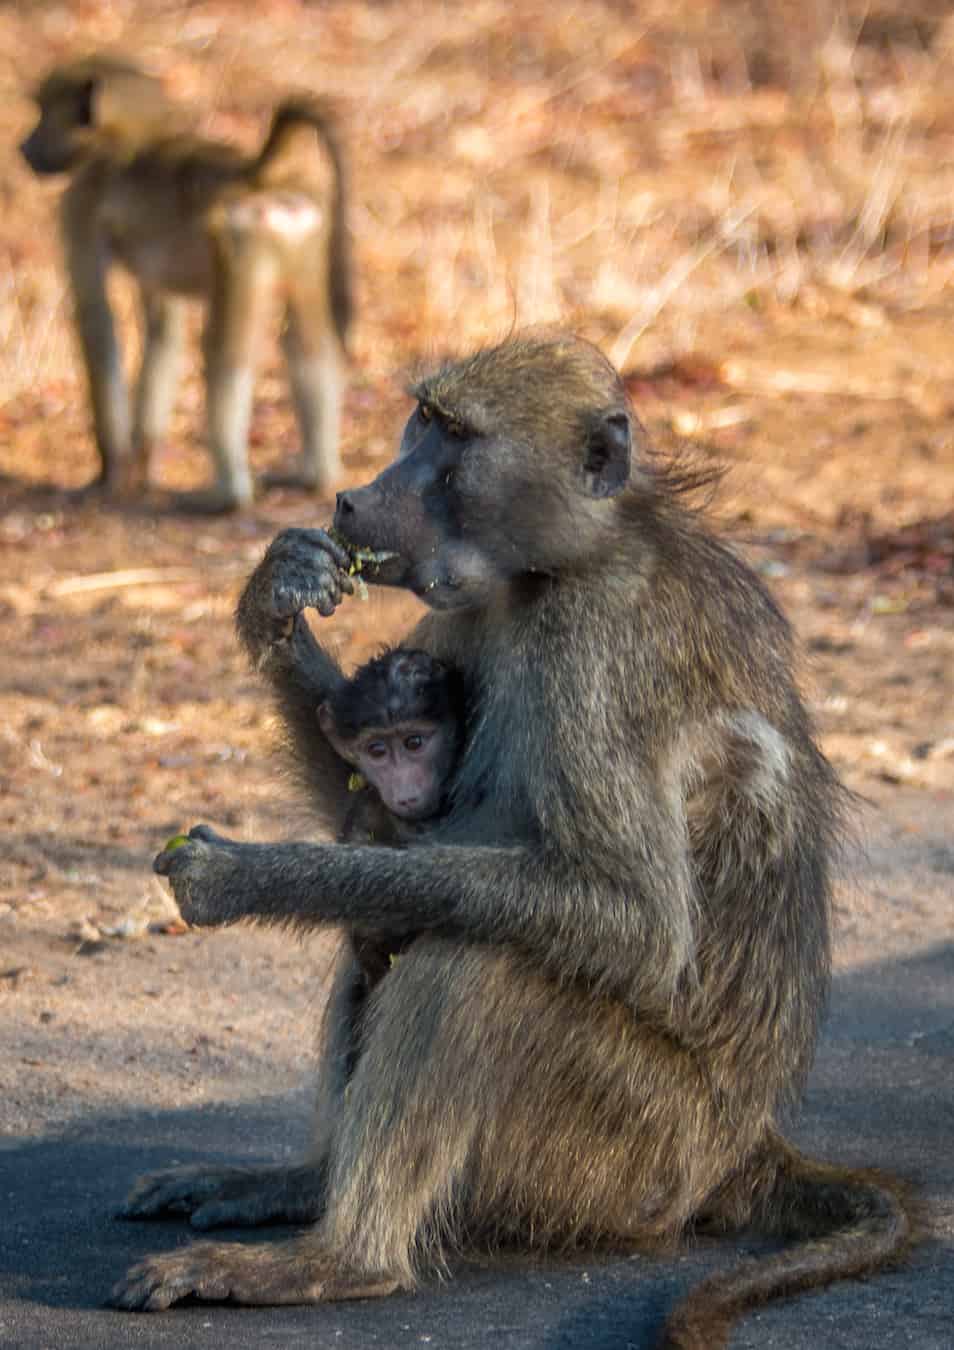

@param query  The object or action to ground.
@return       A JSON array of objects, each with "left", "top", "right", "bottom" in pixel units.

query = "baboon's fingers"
[
  {"left": 266, "top": 525, "right": 352, "bottom": 571},
  {"left": 153, "top": 839, "right": 201, "bottom": 877},
  {"left": 272, "top": 573, "right": 352, "bottom": 620},
  {"left": 124, "top": 1162, "right": 329, "bottom": 1229},
  {"left": 190, "top": 1185, "right": 325, "bottom": 1230},
  {"left": 110, "top": 1244, "right": 237, "bottom": 1310},
  {"left": 118, "top": 1166, "right": 240, "bottom": 1220},
  {"left": 153, "top": 825, "right": 237, "bottom": 877},
  {"left": 188, "top": 823, "right": 237, "bottom": 846},
  {"left": 110, "top": 1241, "right": 401, "bottom": 1310}
]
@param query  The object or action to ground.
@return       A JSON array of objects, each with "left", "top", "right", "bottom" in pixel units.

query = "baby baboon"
[
  {"left": 21, "top": 54, "right": 351, "bottom": 511},
  {"left": 117, "top": 332, "right": 912, "bottom": 1348},
  {"left": 322, "top": 646, "right": 466, "bottom": 1060},
  {"left": 321, "top": 646, "right": 466, "bottom": 845}
]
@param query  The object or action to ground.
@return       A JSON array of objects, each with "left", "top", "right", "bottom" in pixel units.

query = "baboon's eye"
[{"left": 418, "top": 403, "right": 433, "bottom": 424}]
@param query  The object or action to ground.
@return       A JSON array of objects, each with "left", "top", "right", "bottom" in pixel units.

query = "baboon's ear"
[
  {"left": 580, "top": 411, "right": 630, "bottom": 499},
  {"left": 318, "top": 702, "right": 355, "bottom": 763}
]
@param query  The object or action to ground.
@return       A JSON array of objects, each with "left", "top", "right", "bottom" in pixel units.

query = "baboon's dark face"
[
  {"left": 20, "top": 84, "right": 93, "bottom": 176},
  {"left": 334, "top": 335, "right": 633, "bottom": 611}
]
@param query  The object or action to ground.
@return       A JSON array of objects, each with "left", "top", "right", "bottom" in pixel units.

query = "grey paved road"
[{"left": 2, "top": 944, "right": 952, "bottom": 1350}]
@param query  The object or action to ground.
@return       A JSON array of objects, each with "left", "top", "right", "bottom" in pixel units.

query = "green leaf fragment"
[{"left": 328, "top": 527, "right": 397, "bottom": 602}]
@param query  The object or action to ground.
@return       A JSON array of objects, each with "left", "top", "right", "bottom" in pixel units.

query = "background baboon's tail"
[
  {"left": 661, "top": 1135, "right": 915, "bottom": 1350},
  {"left": 255, "top": 97, "right": 353, "bottom": 348}
]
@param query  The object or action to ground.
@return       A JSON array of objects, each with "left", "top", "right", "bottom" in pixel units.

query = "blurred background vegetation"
[
  {"left": 2, "top": 0, "right": 954, "bottom": 509},
  {"left": 0, "top": 1, "right": 951, "bottom": 966}
]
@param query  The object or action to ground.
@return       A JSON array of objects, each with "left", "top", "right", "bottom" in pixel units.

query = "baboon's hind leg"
[
  {"left": 118, "top": 1161, "right": 328, "bottom": 1230},
  {"left": 168, "top": 207, "right": 278, "bottom": 513},
  {"left": 112, "top": 942, "right": 483, "bottom": 1310},
  {"left": 263, "top": 288, "right": 342, "bottom": 496},
  {"left": 61, "top": 192, "right": 131, "bottom": 493},
  {"left": 112, "top": 940, "right": 713, "bottom": 1312},
  {"left": 112, "top": 1235, "right": 399, "bottom": 1312},
  {"left": 131, "top": 291, "right": 186, "bottom": 495},
  {"left": 118, "top": 944, "right": 364, "bottom": 1233}
]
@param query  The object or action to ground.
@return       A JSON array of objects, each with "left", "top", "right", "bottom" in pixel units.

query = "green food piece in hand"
[
  {"left": 353, "top": 546, "right": 398, "bottom": 567},
  {"left": 327, "top": 526, "right": 396, "bottom": 602},
  {"left": 164, "top": 833, "right": 191, "bottom": 852},
  {"left": 327, "top": 525, "right": 353, "bottom": 555},
  {"left": 347, "top": 772, "right": 367, "bottom": 792},
  {"left": 328, "top": 525, "right": 397, "bottom": 572}
]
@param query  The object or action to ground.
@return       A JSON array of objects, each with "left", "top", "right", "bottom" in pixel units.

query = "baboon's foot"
[
  {"left": 68, "top": 460, "right": 149, "bottom": 501},
  {"left": 65, "top": 473, "right": 113, "bottom": 502},
  {"left": 118, "top": 1163, "right": 327, "bottom": 1229},
  {"left": 260, "top": 459, "right": 335, "bottom": 495},
  {"left": 164, "top": 484, "right": 252, "bottom": 515},
  {"left": 102, "top": 453, "right": 151, "bottom": 500},
  {"left": 110, "top": 1238, "right": 400, "bottom": 1311}
]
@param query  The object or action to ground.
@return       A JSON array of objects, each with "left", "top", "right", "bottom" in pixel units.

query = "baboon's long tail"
[
  {"left": 254, "top": 97, "right": 353, "bottom": 348},
  {"left": 661, "top": 1135, "right": 915, "bottom": 1350}
]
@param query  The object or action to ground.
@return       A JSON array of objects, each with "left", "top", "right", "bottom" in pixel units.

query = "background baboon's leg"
[
  {"left": 168, "top": 225, "right": 278, "bottom": 513},
  {"left": 131, "top": 291, "right": 186, "bottom": 493},
  {"left": 201, "top": 237, "right": 277, "bottom": 512},
  {"left": 268, "top": 296, "right": 342, "bottom": 495},
  {"left": 61, "top": 198, "right": 130, "bottom": 490}
]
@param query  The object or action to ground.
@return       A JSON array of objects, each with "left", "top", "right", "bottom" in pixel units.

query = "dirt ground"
[{"left": 0, "top": 0, "right": 951, "bottom": 1159}]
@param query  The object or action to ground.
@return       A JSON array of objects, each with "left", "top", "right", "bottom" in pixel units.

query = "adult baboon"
[
  {"left": 21, "top": 54, "right": 351, "bottom": 511},
  {"left": 115, "top": 332, "right": 912, "bottom": 1347}
]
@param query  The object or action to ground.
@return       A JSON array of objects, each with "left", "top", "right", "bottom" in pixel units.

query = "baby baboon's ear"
[{"left": 318, "top": 703, "right": 358, "bottom": 764}]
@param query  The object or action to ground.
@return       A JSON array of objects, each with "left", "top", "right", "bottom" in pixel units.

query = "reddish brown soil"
[{"left": 0, "top": 1, "right": 950, "bottom": 1136}]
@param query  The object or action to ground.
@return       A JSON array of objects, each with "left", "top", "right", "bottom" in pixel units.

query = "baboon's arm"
[
  {"left": 235, "top": 530, "right": 354, "bottom": 824},
  {"left": 155, "top": 814, "right": 694, "bottom": 1011}
]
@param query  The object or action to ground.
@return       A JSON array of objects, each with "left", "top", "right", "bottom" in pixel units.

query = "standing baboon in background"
[
  {"left": 114, "top": 333, "right": 912, "bottom": 1348},
  {"left": 20, "top": 54, "right": 351, "bottom": 511}
]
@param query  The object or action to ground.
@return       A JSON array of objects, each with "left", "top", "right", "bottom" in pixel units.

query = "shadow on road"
[{"left": 1, "top": 945, "right": 951, "bottom": 1349}]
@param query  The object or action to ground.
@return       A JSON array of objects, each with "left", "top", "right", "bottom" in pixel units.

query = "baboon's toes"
[
  {"left": 117, "top": 1166, "right": 234, "bottom": 1220},
  {"left": 109, "top": 1245, "right": 235, "bottom": 1310}
]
